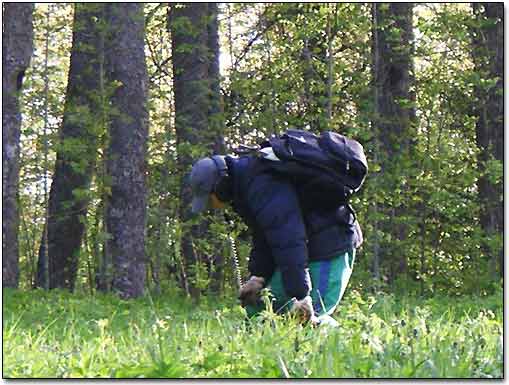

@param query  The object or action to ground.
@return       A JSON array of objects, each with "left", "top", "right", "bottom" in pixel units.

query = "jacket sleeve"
[
  {"left": 247, "top": 174, "right": 310, "bottom": 300},
  {"left": 248, "top": 228, "right": 275, "bottom": 281},
  {"left": 353, "top": 220, "right": 363, "bottom": 249}
]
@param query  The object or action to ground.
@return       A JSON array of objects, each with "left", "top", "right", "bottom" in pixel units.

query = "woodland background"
[{"left": 3, "top": 2, "right": 503, "bottom": 300}]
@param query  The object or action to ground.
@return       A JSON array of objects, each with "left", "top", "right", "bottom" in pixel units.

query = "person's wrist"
[
  {"left": 239, "top": 276, "right": 266, "bottom": 307},
  {"left": 291, "top": 296, "right": 314, "bottom": 320},
  {"left": 294, "top": 295, "right": 312, "bottom": 304},
  {"left": 249, "top": 276, "right": 265, "bottom": 285}
]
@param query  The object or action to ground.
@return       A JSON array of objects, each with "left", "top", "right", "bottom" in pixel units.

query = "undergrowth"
[{"left": 2, "top": 286, "right": 503, "bottom": 378}]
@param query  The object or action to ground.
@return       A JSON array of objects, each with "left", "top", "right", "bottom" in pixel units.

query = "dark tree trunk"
[
  {"left": 104, "top": 3, "right": 149, "bottom": 299},
  {"left": 169, "top": 3, "right": 212, "bottom": 299},
  {"left": 207, "top": 3, "right": 225, "bottom": 154},
  {"left": 36, "top": 4, "right": 104, "bottom": 290},
  {"left": 206, "top": 3, "right": 226, "bottom": 294},
  {"left": 300, "top": 4, "right": 329, "bottom": 132},
  {"left": 372, "top": 3, "right": 416, "bottom": 281},
  {"left": 373, "top": 3, "right": 415, "bottom": 157},
  {"left": 472, "top": 3, "right": 503, "bottom": 278},
  {"left": 2, "top": 3, "right": 34, "bottom": 288}
]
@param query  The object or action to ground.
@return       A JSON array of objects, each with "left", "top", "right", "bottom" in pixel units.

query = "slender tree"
[
  {"left": 300, "top": 4, "right": 330, "bottom": 132},
  {"left": 207, "top": 3, "right": 225, "bottom": 154},
  {"left": 3, "top": 3, "right": 34, "bottom": 288},
  {"left": 372, "top": 3, "right": 415, "bottom": 159},
  {"left": 41, "top": 4, "right": 52, "bottom": 290},
  {"left": 169, "top": 3, "right": 213, "bottom": 299},
  {"left": 104, "top": 3, "right": 149, "bottom": 299},
  {"left": 206, "top": 3, "right": 226, "bottom": 293},
  {"left": 371, "top": 3, "right": 416, "bottom": 281},
  {"left": 36, "top": 4, "right": 105, "bottom": 290},
  {"left": 472, "top": 3, "right": 503, "bottom": 278}
]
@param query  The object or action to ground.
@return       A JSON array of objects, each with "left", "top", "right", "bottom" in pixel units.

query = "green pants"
[{"left": 246, "top": 249, "right": 356, "bottom": 317}]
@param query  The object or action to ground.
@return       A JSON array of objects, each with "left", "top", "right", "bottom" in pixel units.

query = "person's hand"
[
  {"left": 238, "top": 276, "right": 265, "bottom": 306},
  {"left": 291, "top": 296, "right": 317, "bottom": 324}
]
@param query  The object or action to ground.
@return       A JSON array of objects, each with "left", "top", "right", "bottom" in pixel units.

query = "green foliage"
[
  {"left": 222, "top": 3, "right": 371, "bottom": 139},
  {"left": 18, "top": 3, "right": 74, "bottom": 289},
  {"left": 8, "top": 4, "right": 503, "bottom": 379},
  {"left": 3, "top": 288, "right": 502, "bottom": 378},
  {"left": 218, "top": 3, "right": 501, "bottom": 296},
  {"left": 15, "top": 3, "right": 502, "bottom": 296}
]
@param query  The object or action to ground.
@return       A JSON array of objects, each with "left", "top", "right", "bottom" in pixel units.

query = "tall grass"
[{"left": 3, "top": 287, "right": 503, "bottom": 378}]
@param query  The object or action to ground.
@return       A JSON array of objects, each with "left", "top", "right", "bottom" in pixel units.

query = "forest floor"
[{"left": 3, "top": 286, "right": 503, "bottom": 378}]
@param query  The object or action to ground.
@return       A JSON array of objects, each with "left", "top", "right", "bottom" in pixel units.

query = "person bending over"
[{"left": 189, "top": 154, "right": 362, "bottom": 325}]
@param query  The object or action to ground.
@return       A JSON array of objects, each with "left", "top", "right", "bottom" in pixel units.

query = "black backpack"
[{"left": 239, "top": 128, "right": 368, "bottom": 210}]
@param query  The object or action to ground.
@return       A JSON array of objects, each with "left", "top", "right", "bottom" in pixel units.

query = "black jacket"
[{"left": 225, "top": 155, "right": 362, "bottom": 300}]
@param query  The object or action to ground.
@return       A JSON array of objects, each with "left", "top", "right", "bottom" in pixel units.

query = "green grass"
[{"left": 3, "top": 287, "right": 503, "bottom": 378}]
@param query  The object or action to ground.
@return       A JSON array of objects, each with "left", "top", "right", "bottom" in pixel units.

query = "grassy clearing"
[{"left": 2, "top": 287, "right": 503, "bottom": 378}]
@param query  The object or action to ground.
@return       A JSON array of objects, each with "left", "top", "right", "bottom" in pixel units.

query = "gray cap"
[{"left": 189, "top": 156, "right": 225, "bottom": 214}]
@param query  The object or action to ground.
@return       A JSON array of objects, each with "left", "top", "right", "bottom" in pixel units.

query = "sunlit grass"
[{"left": 3, "top": 287, "right": 502, "bottom": 378}]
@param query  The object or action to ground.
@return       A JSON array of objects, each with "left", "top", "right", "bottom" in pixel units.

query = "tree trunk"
[
  {"left": 472, "top": 3, "right": 503, "bottom": 278},
  {"left": 300, "top": 4, "right": 329, "bottom": 132},
  {"left": 36, "top": 4, "right": 104, "bottom": 290},
  {"left": 207, "top": 3, "right": 225, "bottom": 154},
  {"left": 2, "top": 3, "right": 34, "bottom": 288},
  {"left": 326, "top": 4, "right": 335, "bottom": 126},
  {"left": 40, "top": 5, "right": 51, "bottom": 290},
  {"left": 169, "top": 3, "right": 211, "bottom": 300},
  {"left": 104, "top": 3, "right": 149, "bottom": 299},
  {"left": 372, "top": 3, "right": 415, "bottom": 281},
  {"left": 371, "top": 4, "right": 381, "bottom": 284},
  {"left": 207, "top": 3, "right": 226, "bottom": 294},
  {"left": 372, "top": 3, "right": 415, "bottom": 157}
]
